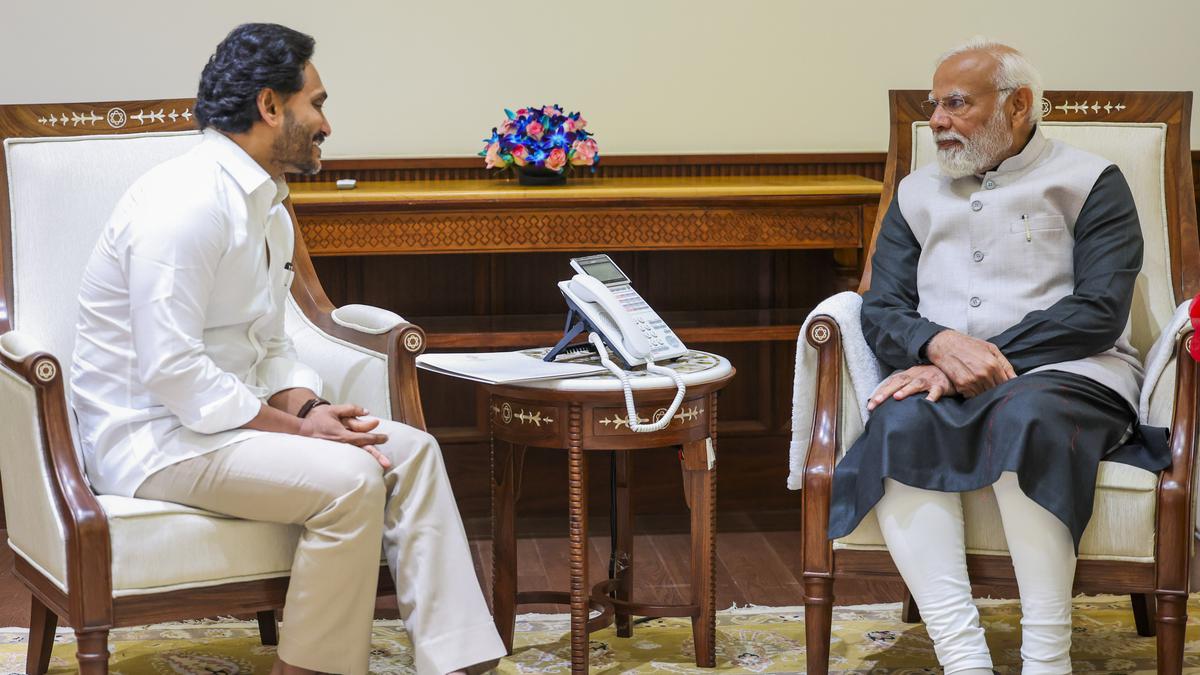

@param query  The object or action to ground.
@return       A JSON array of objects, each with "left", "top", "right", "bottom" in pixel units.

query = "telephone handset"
[
  {"left": 562, "top": 274, "right": 652, "bottom": 362},
  {"left": 548, "top": 254, "right": 687, "bottom": 433}
]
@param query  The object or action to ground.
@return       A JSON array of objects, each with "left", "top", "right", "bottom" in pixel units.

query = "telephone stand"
[{"left": 543, "top": 303, "right": 638, "bottom": 370}]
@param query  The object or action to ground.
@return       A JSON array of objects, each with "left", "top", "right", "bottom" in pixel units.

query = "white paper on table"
[{"left": 416, "top": 350, "right": 609, "bottom": 385}]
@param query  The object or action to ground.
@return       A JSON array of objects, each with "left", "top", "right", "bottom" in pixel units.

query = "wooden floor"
[
  {"left": 0, "top": 511, "right": 916, "bottom": 627},
  {"left": 455, "top": 511, "right": 912, "bottom": 615}
]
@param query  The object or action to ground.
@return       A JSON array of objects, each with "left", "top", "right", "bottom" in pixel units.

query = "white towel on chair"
[
  {"left": 787, "top": 292, "right": 885, "bottom": 490},
  {"left": 1138, "top": 299, "right": 1192, "bottom": 425}
]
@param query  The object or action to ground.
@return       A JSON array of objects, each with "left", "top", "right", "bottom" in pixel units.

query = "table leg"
[
  {"left": 681, "top": 435, "right": 717, "bottom": 668},
  {"left": 614, "top": 450, "right": 634, "bottom": 637},
  {"left": 568, "top": 403, "right": 590, "bottom": 675},
  {"left": 491, "top": 437, "right": 526, "bottom": 654}
]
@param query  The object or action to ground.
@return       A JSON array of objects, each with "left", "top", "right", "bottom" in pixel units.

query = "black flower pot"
[{"left": 517, "top": 166, "right": 567, "bottom": 186}]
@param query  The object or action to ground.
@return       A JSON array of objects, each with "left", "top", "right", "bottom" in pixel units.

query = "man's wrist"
[
  {"left": 297, "top": 397, "right": 330, "bottom": 419},
  {"left": 918, "top": 332, "right": 938, "bottom": 362}
]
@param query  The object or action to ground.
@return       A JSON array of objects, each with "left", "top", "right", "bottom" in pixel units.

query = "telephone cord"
[{"left": 588, "top": 332, "right": 686, "bottom": 433}]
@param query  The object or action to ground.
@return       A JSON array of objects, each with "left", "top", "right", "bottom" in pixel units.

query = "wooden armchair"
[
  {"left": 0, "top": 99, "right": 428, "bottom": 673},
  {"left": 795, "top": 91, "right": 1198, "bottom": 674}
]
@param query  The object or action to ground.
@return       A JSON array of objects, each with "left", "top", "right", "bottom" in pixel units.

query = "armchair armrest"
[
  {"left": 284, "top": 200, "right": 427, "bottom": 428},
  {"left": 0, "top": 331, "right": 114, "bottom": 628},
  {"left": 331, "top": 304, "right": 405, "bottom": 335},
  {"left": 1155, "top": 330, "right": 1200, "bottom": 602},
  {"left": 801, "top": 317, "right": 843, "bottom": 594},
  {"left": 790, "top": 293, "right": 880, "bottom": 490}
]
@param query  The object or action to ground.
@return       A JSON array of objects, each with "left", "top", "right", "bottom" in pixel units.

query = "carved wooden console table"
[
  {"left": 289, "top": 175, "right": 882, "bottom": 349},
  {"left": 290, "top": 175, "right": 881, "bottom": 254}
]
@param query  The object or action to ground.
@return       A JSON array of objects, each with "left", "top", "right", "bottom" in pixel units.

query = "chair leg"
[
  {"left": 1131, "top": 593, "right": 1156, "bottom": 637},
  {"left": 1154, "top": 591, "right": 1187, "bottom": 675},
  {"left": 804, "top": 577, "right": 834, "bottom": 675},
  {"left": 257, "top": 610, "right": 279, "bottom": 646},
  {"left": 26, "top": 596, "right": 57, "bottom": 675},
  {"left": 75, "top": 629, "right": 109, "bottom": 674},
  {"left": 901, "top": 588, "right": 922, "bottom": 624}
]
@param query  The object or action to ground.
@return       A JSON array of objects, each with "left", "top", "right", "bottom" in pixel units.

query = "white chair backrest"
[
  {"left": 911, "top": 121, "right": 1175, "bottom": 359},
  {"left": 4, "top": 131, "right": 203, "bottom": 371}
]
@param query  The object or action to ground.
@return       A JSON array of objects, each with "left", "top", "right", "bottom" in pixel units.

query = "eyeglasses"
[{"left": 919, "top": 87, "right": 1014, "bottom": 118}]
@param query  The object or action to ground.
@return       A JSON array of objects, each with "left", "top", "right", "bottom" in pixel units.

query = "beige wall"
[{"left": 4, "top": 1, "right": 1199, "bottom": 157}]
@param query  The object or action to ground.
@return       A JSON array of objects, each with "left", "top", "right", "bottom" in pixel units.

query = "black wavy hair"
[{"left": 195, "top": 23, "right": 315, "bottom": 133}]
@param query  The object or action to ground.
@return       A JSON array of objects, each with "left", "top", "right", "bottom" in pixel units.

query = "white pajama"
[{"left": 875, "top": 472, "right": 1076, "bottom": 674}]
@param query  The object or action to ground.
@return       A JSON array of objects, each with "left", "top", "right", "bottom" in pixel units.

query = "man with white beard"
[{"left": 825, "top": 39, "right": 1170, "bottom": 674}]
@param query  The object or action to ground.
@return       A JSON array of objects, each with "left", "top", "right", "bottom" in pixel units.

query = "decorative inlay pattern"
[
  {"left": 490, "top": 401, "right": 556, "bottom": 427},
  {"left": 598, "top": 412, "right": 647, "bottom": 429},
  {"left": 34, "top": 359, "right": 57, "bottom": 383},
  {"left": 520, "top": 348, "right": 720, "bottom": 379},
  {"left": 36, "top": 106, "right": 192, "bottom": 128},
  {"left": 810, "top": 323, "right": 831, "bottom": 344},
  {"left": 402, "top": 331, "right": 423, "bottom": 353},
  {"left": 1052, "top": 99, "right": 1126, "bottom": 116},
  {"left": 297, "top": 207, "right": 861, "bottom": 255},
  {"left": 598, "top": 404, "right": 704, "bottom": 430}
]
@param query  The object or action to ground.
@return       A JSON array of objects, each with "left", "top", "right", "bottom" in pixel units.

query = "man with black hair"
[{"left": 70, "top": 23, "right": 505, "bottom": 675}]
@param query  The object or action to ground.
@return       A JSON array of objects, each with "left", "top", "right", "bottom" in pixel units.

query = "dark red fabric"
[{"left": 1190, "top": 298, "right": 1200, "bottom": 361}]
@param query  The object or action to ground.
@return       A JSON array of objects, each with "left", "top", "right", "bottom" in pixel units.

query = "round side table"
[{"left": 485, "top": 349, "right": 734, "bottom": 674}]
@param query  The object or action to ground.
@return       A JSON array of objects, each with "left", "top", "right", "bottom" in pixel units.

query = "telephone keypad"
[{"left": 600, "top": 283, "right": 685, "bottom": 360}]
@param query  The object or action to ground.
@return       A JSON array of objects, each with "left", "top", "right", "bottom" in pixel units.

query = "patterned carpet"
[{"left": 0, "top": 595, "right": 1197, "bottom": 673}]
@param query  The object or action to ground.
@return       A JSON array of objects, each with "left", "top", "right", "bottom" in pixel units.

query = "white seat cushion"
[
  {"left": 99, "top": 495, "right": 302, "bottom": 596},
  {"left": 835, "top": 460, "right": 1159, "bottom": 562}
]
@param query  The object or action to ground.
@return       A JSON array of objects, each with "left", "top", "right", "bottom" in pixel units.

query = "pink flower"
[
  {"left": 573, "top": 116, "right": 587, "bottom": 131},
  {"left": 498, "top": 119, "right": 517, "bottom": 135},
  {"left": 485, "top": 142, "right": 508, "bottom": 169},
  {"left": 543, "top": 105, "right": 563, "bottom": 116},
  {"left": 526, "top": 120, "right": 544, "bottom": 140},
  {"left": 510, "top": 145, "right": 529, "bottom": 167},
  {"left": 569, "top": 138, "right": 598, "bottom": 166},
  {"left": 544, "top": 147, "right": 567, "bottom": 172}
]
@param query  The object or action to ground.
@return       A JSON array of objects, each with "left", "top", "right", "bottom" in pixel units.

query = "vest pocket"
[{"left": 1008, "top": 214, "right": 1066, "bottom": 237}]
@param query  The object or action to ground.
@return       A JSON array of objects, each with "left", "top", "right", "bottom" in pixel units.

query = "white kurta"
[{"left": 71, "top": 129, "right": 322, "bottom": 497}]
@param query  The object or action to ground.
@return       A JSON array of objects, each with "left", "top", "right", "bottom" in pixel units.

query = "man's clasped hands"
[{"left": 867, "top": 330, "right": 1018, "bottom": 411}]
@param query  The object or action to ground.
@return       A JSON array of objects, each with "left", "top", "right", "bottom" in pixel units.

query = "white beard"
[{"left": 934, "top": 104, "right": 1014, "bottom": 179}]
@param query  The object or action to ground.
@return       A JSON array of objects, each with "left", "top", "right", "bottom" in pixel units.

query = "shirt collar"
[
  {"left": 981, "top": 124, "right": 1048, "bottom": 178},
  {"left": 200, "top": 128, "right": 290, "bottom": 206}
]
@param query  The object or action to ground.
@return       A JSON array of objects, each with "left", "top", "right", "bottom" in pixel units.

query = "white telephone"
[{"left": 548, "top": 254, "right": 687, "bottom": 433}]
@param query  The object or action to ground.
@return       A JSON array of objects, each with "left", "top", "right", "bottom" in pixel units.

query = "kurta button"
[
  {"left": 984, "top": 179, "right": 996, "bottom": 189},
  {"left": 969, "top": 297, "right": 982, "bottom": 307},
  {"left": 971, "top": 200, "right": 983, "bottom": 211},
  {"left": 973, "top": 250, "right": 985, "bottom": 262}
]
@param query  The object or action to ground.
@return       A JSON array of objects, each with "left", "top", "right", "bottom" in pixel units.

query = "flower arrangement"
[{"left": 479, "top": 105, "right": 599, "bottom": 177}]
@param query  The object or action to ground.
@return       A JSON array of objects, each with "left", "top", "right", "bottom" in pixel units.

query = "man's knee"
[
  {"left": 373, "top": 420, "right": 443, "bottom": 469},
  {"left": 318, "top": 448, "right": 387, "bottom": 513},
  {"left": 870, "top": 396, "right": 935, "bottom": 441},
  {"left": 987, "top": 386, "right": 1060, "bottom": 434}
]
